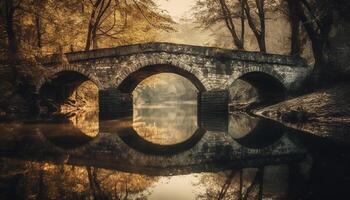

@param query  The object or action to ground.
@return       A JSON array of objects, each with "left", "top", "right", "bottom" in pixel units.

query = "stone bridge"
[{"left": 34, "top": 42, "right": 310, "bottom": 118}]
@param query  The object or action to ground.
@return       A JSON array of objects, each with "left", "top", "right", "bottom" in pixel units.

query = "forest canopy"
[{"left": 0, "top": 0, "right": 174, "bottom": 60}]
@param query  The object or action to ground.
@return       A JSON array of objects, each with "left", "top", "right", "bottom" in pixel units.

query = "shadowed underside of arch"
[
  {"left": 117, "top": 64, "right": 207, "bottom": 93},
  {"left": 38, "top": 70, "right": 100, "bottom": 118},
  {"left": 235, "top": 72, "right": 287, "bottom": 106},
  {"left": 35, "top": 66, "right": 102, "bottom": 94},
  {"left": 39, "top": 71, "right": 91, "bottom": 103}
]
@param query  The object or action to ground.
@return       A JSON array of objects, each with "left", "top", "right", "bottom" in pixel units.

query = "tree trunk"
[
  {"left": 92, "top": 26, "right": 99, "bottom": 49},
  {"left": 87, "top": 167, "right": 99, "bottom": 199},
  {"left": 311, "top": 43, "right": 324, "bottom": 80},
  {"left": 243, "top": 0, "right": 266, "bottom": 53},
  {"left": 85, "top": 0, "right": 106, "bottom": 50},
  {"left": 257, "top": 34, "right": 266, "bottom": 53},
  {"left": 219, "top": 0, "right": 244, "bottom": 50},
  {"left": 297, "top": 0, "right": 333, "bottom": 83},
  {"left": 4, "top": 0, "right": 19, "bottom": 84},
  {"left": 87, "top": 167, "right": 106, "bottom": 200},
  {"left": 34, "top": 0, "right": 42, "bottom": 51},
  {"left": 35, "top": 13, "right": 42, "bottom": 50},
  {"left": 287, "top": 0, "right": 301, "bottom": 56},
  {"left": 85, "top": 1, "right": 100, "bottom": 51},
  {"left": 85, "top": 16, "right": 94, "bottom": 50},
  {"left": 256, "top": 0, "right": 266, "bottom": 53},
  {"left": 239, "top": 0, "right": 245, "bottom": 49},
  {"left": 5, "top": 0, "right": 18, "bottom": 61}
]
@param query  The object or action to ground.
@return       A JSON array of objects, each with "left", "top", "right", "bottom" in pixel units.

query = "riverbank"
[{"left": 254, "top": 83, "right": 350, "bottom": 142}]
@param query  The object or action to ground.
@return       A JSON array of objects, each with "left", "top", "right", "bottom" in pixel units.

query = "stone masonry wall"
[{"left": 35, "top": 43, "right": 310, "bottom": 93}]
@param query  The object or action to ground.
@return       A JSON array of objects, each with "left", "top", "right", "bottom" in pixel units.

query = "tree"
[
  {"left": 0, "top": 0, "right": 174, "bottom": 57},
  {"left": 194, "top": 0, "right": 245, "bottom": 50},
  {"left": 286, "top": 0, "right": 301, "bottom": 56},
  {"left": 284, "top": 0, "right": 333, "bottom": 81},
  {"left": 299, "top": 0, "right": 333, "bottom": 81},
  {"left": 194, "top": 0, "right": 278, "bottom": 52},
  {"left": 84, "top": 0, "right": 115, "bottom": 50},
  {"left": 242, "top": 0, "right": 266, "bottom": 52},
  {"left": 83, "top": 0, "right": 174, "bottom": 50},
  {"left": 32, "top": 0, "right": 46, "bottom": 51},
  {"left": 0, "top": 0, "right": 23, "bottom": 83},
  {"left": 0, "top": 0, "right": 22, "bottom": 62}
]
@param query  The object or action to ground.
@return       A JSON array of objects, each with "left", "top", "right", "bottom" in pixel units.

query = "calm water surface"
[{"left": 0, "top": 104, "right": 349, "bottom": 200}]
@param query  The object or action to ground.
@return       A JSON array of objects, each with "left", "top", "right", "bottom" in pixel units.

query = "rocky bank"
[{"left": 255, "top": 83, "right": 350, "bottom": 142}]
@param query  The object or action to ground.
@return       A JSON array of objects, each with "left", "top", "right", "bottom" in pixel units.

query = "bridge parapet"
[{"left": 39, "top": 42, "right": 307, "bottom": 68}]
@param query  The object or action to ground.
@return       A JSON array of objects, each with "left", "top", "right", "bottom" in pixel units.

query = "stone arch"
[
  {"left": 35, "top": 65, "right": 103, "bottom": 94},
  {"left": 115, "top": 55, "right": 209, "bottom": 92},
  {"left": 228, "top": 66, "right": 287, "bottom": 106},
  {"left": 227, "top": 65, "right": 286, "bottom": 88}
]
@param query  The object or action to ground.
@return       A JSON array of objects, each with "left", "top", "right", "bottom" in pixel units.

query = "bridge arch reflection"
[
  {"left": 100, "top": 118, "right": 206, "bottom": 155},
  {"left": 120, "top": 126, "right": 207, "bottom": 155},
  {"left": 36, "top": 121, "right": 99, "bottom": 152},
  {"left": 228, "top": 112, "right": 284, "bottom": 149}
]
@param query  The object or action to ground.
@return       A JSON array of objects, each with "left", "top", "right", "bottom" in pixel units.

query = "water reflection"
[
  {"left": 0, "top": 160, "right": 159, "bottom": 200},
  {"left": 38, "top": 110, "right": 99, "bottom": 150},
  {"left": 133, "top": 103, "right": 197, "bottom": 145},
  {"left": 228, "top": 112, "right": 284, "bottom": 149},
  {"left": 38, "top": 123, "right": 95, "bottom": 150},
  {"left": 104, "top": 117, "right": 206, "bottom": 155},
  {"left": 1, "top": 105, "right": 335, "bottom": 199},
  {"left": 65, "top": 109, "right": 99, "bottom": 137},
  {"left": 0, "top": 159, "right": 308, "bottom": 200},
  {"left": 228, "top": 112, "right": 260, "bottom": 139}
]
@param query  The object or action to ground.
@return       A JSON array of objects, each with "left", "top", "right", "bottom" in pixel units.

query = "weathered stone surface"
[
  {"left": 199, "top": 90, "right": 229, "bottom": 132},
  {"left": 99, "top": 88, "right": 132, "bottom": 119}
]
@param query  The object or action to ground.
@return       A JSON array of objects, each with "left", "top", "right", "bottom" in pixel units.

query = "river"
[{"left": 0, "top": 104, "right": 349, "bottom": 199}]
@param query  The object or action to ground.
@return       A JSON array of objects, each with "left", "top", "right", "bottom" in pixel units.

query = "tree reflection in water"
[
  {"left": 65, "top": 109, "right": 99, "bottom": 138},
  {"left": 39, "top": 109, "right": 100, "bottom": 150},
  {"left": 133, "top": 104, "right": 198, "bottom": 145},
  {"left": 196, "top": 168, "right": 265, "bottom": 200},
  {"left": 0, "top": 158, "right": 293, "bottom": 200},
  {"left": 0, "top": 160, "right": 158, "bottom": 200},
  {"left": 39, "top": 102, "right": 100, "bottom": 150},
  {"left": 132, "top": 73, "right": 199, "bottom": 145}
]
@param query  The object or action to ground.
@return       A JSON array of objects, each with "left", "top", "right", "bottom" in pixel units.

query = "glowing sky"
[{"left": 156, "top": 0, "right": 196, "bottom": 20}]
